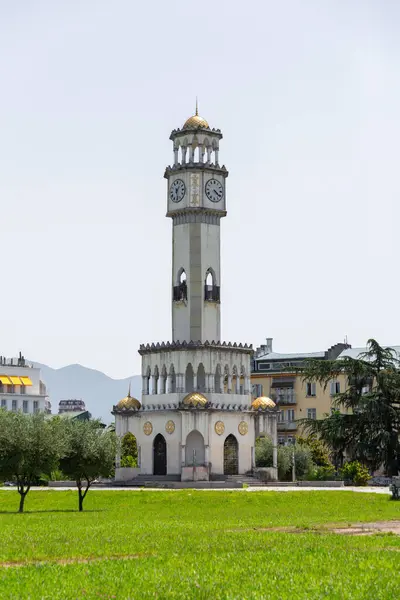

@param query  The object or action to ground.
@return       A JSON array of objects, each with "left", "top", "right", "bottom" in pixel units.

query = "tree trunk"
[
  {"left": 18, "top": 487, "right": 29, "bottom": 513},
  {"left": 77, "top": 480, "right": 90, "bottom": 512}
]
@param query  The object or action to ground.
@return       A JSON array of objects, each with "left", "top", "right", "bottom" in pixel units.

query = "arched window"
[
  {"left": 174, "top": 269, "right": 187, "bottom": 301},
  {"left": 214, "top": 364, "right": 222, "bottom": 394},
  {"left": 197, "top": 363, "right": 206, "bottom": 393},
  {"left": 185, "top": 363, "right": 194, "bottom": 393},
  {"left": 204, "top": 268, "right": 220, "bottom": 302}
]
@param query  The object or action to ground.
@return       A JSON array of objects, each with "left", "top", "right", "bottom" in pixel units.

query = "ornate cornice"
[
  {"left": 164, "top": 163, "right": 229, "bottom": 179},
  {"left": 167, "top": 209, "right": 226, "bottom": 224},
  {"left": 169, "top": 127, "right": 223, "bottom": 141},
  {"left": 138, "top": 340, "right": 253, "bottom": 356}
]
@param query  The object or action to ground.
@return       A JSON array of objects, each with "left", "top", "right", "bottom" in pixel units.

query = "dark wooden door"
[{"left": 153, "top": 434, "right": 167, "bottom": 475}]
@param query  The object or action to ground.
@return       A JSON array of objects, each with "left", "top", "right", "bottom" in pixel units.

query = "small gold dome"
[
  {"left": 183, "top": 114, "right": 210, "bottom": 130},
  {"left": 116, "top": 394, "right": 141, "bottom": 411},
  {"left": 252, "top": 396, "right": 276, "bottom": 410},
  {"left": 183, "top": 392, "right": 208, "bottom": 407}
]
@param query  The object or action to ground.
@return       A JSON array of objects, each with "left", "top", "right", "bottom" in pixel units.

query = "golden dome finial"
[
  {"left": 183, "top": 100, "right": 209, "bottom": 130},
  {"left": 195, "top": 96, "right": 198, "bottom": 116},
  {"left": 128, "top": 381, "right": 131, "bottom": 397}
]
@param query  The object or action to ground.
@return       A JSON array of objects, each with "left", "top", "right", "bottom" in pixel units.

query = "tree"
[
  {"left": 255, "top": 436, "right": 313, "bottom": 480},
  {"left": 121, "top": 432, "right": 138, "bottom": 467},
  {"left": 296, "top": 435, "right": 333, "bottom": 468},
  {"left": 0, "top": 411, "right": 63, "bottom": 512},
  {"left": 60, "top": 419, "right": 115, "bottom": 511},
  {"left": 298, "top": 339, "right": 400, "bottom": 476}
]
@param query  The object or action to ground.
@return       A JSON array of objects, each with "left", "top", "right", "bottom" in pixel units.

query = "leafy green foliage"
[
  {"left": 298, "top": 339, "right": 400, "bottom": 476},
  {"left": 255, "top": 437, "right": 313, "bottom": 480},
  {"left": 121, "top": 432, "right": 138, "bottom": 467},
  {"left": 0, "top": 490, "right": 399, "bottom": 598},
  {"left": 297, "top": 435, "right": 332, "bottom": 468},
  {"left": 59, "top": 420, "right": 115, "bottom": 511},
  {"left": 0, "top": 411, "right": 63, "bottom": 512},
  {"left": 340, "top": 461, "right": 371, "bottom": 486}
]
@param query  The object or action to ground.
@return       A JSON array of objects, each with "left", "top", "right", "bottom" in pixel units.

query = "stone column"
[
  {"left": 227, "top": 374, "right": 232, "bottom": 394},
  {"left": 181, "top": 146, "right": 187, "bottom": 165},
  {"left": 166, "top": 374, "right": 172, "bottom": 393},
  {"left": 142, "top": 375, "right": 149, "bottom": 395},
  {"left": 235, "top": 376, "right": 239, "bottom": 394},
  {"left": 181, "top": 444, "right": 186, "bottom": 467},
  {"left": 193, "top": 374, "right": 197, "bottom": 391},
  {"left": 151, "top": 375, "right": 158, "bottom": 395},
  {"left": 205, "top": 445, "right": 209, "bottom": 466},
  {"left": 207, "top": 374, "right": 214, "bottom": 394},
  {"left": 177, "top": 374, "right": 185, "bottom": 393},
  {"left": 215, "top": 148, "right": 219, "bottom": 164},
  {"left": 199, "top": 144, "right": 204, "bottom": 163},
  {"left": 219, "top": 374, "right": 224, "bottom": 394},
  {"left": 244, "top": 376, "right": 250, "bottom": 395},
  {"left": 189, "top": 144, "right": 194, "bottom": 162},
  {"left": 174, "top": 148, "right": 178, "bottom": 165}
]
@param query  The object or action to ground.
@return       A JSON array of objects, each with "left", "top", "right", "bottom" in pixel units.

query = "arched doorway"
[
  {"left": 185, "top": 430, "right": 205, "bottom": 466},
  {"left": 224, "top": 434, "right": 238, "bottom": 475},
  {"left": 153, "top": 434, "right": 167, "bottom": 475}
]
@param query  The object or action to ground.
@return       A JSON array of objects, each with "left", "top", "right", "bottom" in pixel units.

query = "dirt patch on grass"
[
  {"left": 330, "top": 521, "right": 400, "bottom": 536},
  {"left": 0, "top": 553, "right": 155, "bottom": 569},
  {"left": 228, "top": 521, "right": 400, "bottom": 537}
]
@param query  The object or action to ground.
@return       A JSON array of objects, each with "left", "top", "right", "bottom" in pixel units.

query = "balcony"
[
  {"left": 204, "top": 284, "right": 220, "bottom": 302},
  {"left": 271, "top": 391, "right": 296, "bottom": 405},
  {"left": 277, "top": 421, "right": 297, "bottom": 431}
]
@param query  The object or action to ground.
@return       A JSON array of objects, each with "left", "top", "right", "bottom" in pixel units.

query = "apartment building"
[
  {"left": 0, "top": 353, "right": 51, "bottom": 414},
  {"left": 251, "top": 338, "right": 350, "bottom": 444}
]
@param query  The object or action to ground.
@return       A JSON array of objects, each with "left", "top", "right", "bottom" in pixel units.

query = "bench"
[{"left": 390, "top": 476, "right": 400, "bottom": 500}]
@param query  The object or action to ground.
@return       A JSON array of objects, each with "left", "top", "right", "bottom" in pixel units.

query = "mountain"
[{"left": 32, "top": 362, "right": 141, "bottom": 424}]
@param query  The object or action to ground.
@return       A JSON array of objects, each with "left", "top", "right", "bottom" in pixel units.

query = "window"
[
  {"left": 33, "top": 400, "right": 39, "bottom": 413},
  {"left": 287, "top": 409, "right": 295, "bottom": 422},
  {"left": 7, "top": 385, "right": 13, "bottom": 394},
  {"left": 258, "top": 363, "right": 270, "bottom": 371},
  {"left": 306, "top": 382, "right": 316, "bottom": 397},
  {"left": 1, "top": 399, "right": 6, "bottom": 409},
  {"left": 278, "top": 410, "right": 285, "bottom": 422},
  {"left": 20, "top": 384, "right": 26, "bottom": 394},
  {"left": 330, "top": 381, "right": 340, "bottom": 395},
  {"left": 278, "top": 437, "right": 285, "bottom": 445},
  {"left": 361, "top": 385, "right": 370, "bottom": 395},
  {"left": 287, "top": 437, "right": 295, "bottom": 445},
  {"left": 23, "top": 400, "right": 28, "bottom": 413},
  {"left": 307, "top": 408, "right": 317, "bottom": 420},
  {"left": 252, "top": 384, "right": 263, "bottom": 398},
  {"left": 12, "top": 399, "right": 17, "bottom": 412}
]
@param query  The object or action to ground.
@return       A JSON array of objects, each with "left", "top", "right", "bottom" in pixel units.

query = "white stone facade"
[{"left": 113, "top": 109, "right": 277, "bottom": 480}]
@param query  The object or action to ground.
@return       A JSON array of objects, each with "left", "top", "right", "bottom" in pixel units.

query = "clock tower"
[{"left": 164, "top": 103, "right": 228, "bottom": 343}]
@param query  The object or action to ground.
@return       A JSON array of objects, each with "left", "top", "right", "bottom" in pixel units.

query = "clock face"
[
  {"left": 205, "top": 178, "right": 223, "bottom": 203},
  {"left": 170, "top": 179, "right": 186, "bottom": 203}
]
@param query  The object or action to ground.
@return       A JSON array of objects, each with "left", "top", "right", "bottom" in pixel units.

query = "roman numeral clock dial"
[
  {"left": 205, "top": 178, "right": 223, "bottom": 203},
  {"left": 170, "top": 179, "right": 186, "bottom": 203}
]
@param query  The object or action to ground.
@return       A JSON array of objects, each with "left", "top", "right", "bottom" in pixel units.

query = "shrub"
[
  {"left": 308, "top": 465, "right": 336, "bottom": 481},
  {"left": 120, "top": 455, "right": 137, "bottom": 468},
  {"left": 340, "top": 461, "right": 371, "bottom": 486}
]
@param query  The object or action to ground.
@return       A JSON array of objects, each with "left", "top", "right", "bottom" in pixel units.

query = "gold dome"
[
  {"left": 183, "top": 99, "right": 209, "bottom": 130},
  {"left": 183, "top": 114, "right": 209, "bottom": 130},
  {"left": 252, "top": 396, "right": 276, "bottom": 410},
  {"left": 116, "top": 391, "right": 141, "bottom": 411},
  {"left": 183, "top": 392, "right": 208, "bottom": 407}
]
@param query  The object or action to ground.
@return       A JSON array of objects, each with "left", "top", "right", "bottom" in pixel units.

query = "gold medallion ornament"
[
  {"left": 143, "top": 422, "right": 153, "bottom": 436},
  {"left": 165, "top": 420, "right": 175, "bottom": 434},
  {"left": 214, "top": 421, "right": 225, "bottom": 436},
  {"left": 238, "top": 421, "right": 248, "bottom": 436}
]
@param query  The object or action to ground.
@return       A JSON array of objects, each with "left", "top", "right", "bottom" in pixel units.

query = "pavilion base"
[{"left": 181, "top": 466, "right": 209, "bottom": 482}]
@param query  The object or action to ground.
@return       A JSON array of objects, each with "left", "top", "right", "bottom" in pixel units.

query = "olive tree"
[
  {"left": 0, "top": 410, "right": 63, "bottom": 512},
  {"left": 60, "top": 419, "right": 115, "bottom": 511}
]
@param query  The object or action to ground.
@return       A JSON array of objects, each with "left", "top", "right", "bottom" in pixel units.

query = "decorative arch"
[
  {"left": 197, "top": 363, "right": 206, "bottom": 393},
  {"left": 121, "top": 432, "right": 138, "bottom": 467},
  {"left": 185, "top": 430, "right": 205, "bottom": 466},
  {"left": 174, "top": 268, "right": 187, "bottom": 301},
  {"left": 185, "top": 363, "right": 194, "bottom": 393},
  {"left": 224, "top": 434, "right": 238, "bottom": 475},
  {"left": 160, "top": 365, "right": 167, "bottom": 394},
  {"left": 214, "top": 364, "right": 222, "bottom": 394},
  {"left": 204, "top": 268, "right": 219, "bottom": 302},
  {"left": 152, "top": 365, "right": 159, "bottom": 395},
  {"left": 169, "top": 364, "right": 176, "bottom": 393},
  {"left": 153, "top": 434, "right": 167, "bottom": 475}
]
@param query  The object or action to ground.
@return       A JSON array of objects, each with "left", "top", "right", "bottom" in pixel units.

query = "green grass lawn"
[{"left": 0, "top": 490, "right": 399, "bottom": 599}]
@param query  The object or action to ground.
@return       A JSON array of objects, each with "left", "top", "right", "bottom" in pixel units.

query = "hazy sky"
[{"left": 1, "top": 1, "right": 399, "bottom": 379}]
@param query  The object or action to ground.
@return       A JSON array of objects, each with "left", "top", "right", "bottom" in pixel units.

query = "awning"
[
  {"left": 19, "top": 376, "right": 33, "bottom": 386},
  {"left": 272, "top": 378, "right": 295, "bottom": 388},
  {"left": 0, "top": 375, "right": 11, "bottom": 385},
  {"left": 9, "top": 376, "right": 22, "bottom": 386}
]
